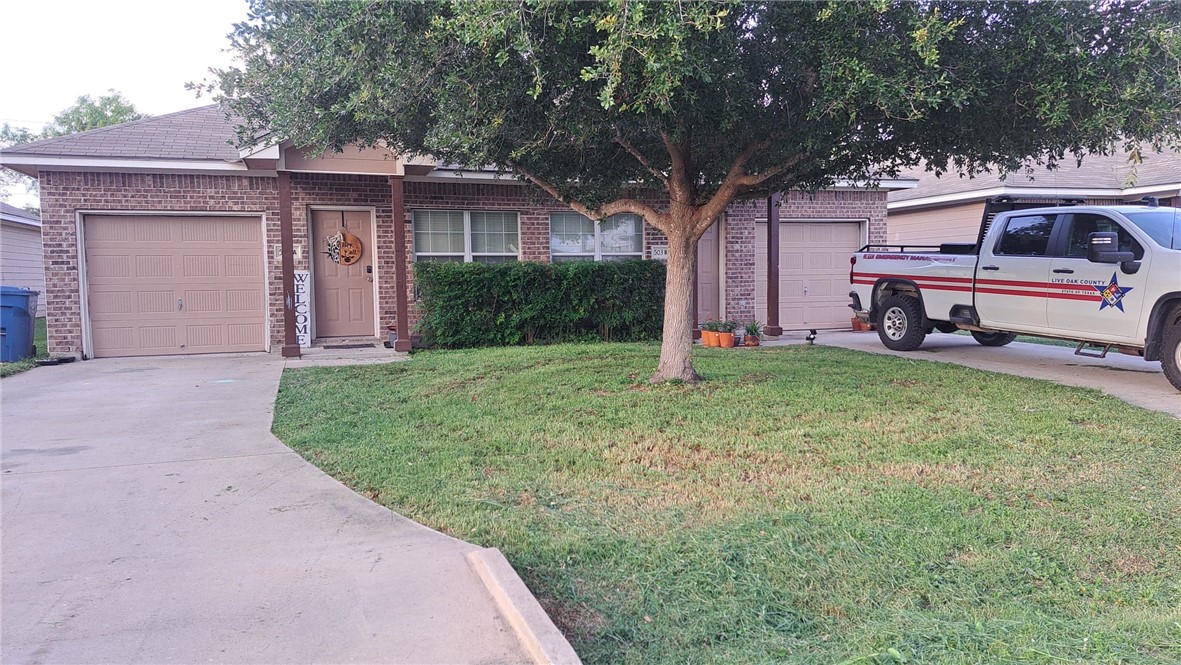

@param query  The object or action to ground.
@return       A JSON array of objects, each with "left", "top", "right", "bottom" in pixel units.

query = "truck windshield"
[{"left": 1122, "top": 208, "right": 1181, "bottom": 250}]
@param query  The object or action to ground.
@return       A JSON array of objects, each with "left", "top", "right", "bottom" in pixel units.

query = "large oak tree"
[{"left": 210, "top": 0, "right": 1181, "bottom": 382}]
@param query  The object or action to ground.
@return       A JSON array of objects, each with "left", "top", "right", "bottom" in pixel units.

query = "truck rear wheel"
[
  {"left": 1162, "top": 320, "right": 1181, "bottom": 392},
  {"left": 877, "top": 295, "right": 927, "bottom": 351},
  {"left": 970, "top": 331, "right": 1017, "bottom": 347}
]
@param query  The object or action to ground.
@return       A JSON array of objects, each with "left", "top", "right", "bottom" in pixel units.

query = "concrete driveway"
[
  {"left": 0, "top": 354, "right": 534, "bottom": 664},
  {"left": 795, "top": 331, "right": 1179, "bottom": 418}
]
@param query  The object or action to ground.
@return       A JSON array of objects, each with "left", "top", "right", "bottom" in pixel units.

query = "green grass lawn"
[
  {"left": 272, "top": 343, "right": 1181, "bottom": 664},
  {"left": 0, "top": 317, "right": 48, "bottom": 378}
]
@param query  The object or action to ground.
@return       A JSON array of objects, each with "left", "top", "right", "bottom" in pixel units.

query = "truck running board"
[{"left": 1074, "top": 341, "right": 1113, "bottom": 358}]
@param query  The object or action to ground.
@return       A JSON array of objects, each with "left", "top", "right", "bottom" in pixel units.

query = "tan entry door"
[
  {"left": 311, "top": 210, "right": 375, "bottom": 338},
  {"left": 696, "top": 221, "right": 721, "bottom": 323},
  {"left": 84, "top": 215, "right": 266, "bottom": 358},
  {"left": 755, "top": 221, "right": 862, "bottom": 330}
]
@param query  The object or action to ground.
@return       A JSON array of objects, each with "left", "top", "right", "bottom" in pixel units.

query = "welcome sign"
[{"left": 294, "top": 270, "right": 312, "bottom": 348}]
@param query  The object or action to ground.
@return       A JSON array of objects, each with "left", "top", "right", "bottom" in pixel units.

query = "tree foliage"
[
  {"left": 1, "top": 90, "right": 147, "bottom": 204},
  {"left": 210, "top": 0, "right": 1181, "bottom": 380}
]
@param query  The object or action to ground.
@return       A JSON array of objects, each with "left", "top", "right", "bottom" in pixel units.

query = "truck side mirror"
[{"left": 1087, "top": 232, "right": 1135, "bottom": 264}]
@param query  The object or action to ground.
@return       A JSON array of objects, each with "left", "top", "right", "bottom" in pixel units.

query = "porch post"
[
  {"left": 278, "top": 171, "right": 301, "bottom": 358},
  {"left": 764, "top": 192, "right": 783, "bottom": 336},
  {"left": 389, "top": 175, "right": 413, "bottom": 352}
]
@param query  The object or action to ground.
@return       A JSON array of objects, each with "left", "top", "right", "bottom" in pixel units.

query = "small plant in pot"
[
  {"left": 744, "top": 321, "right": 763, "bottom": 346},
  {"left": 717, "top": 320, "right": 738, "bottom": 348},
  {"left": 700, "top": 320, "right": 720, "bottom": 347}
]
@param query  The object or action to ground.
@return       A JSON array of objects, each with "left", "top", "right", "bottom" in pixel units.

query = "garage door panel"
[
  {"left": 182, "top": 255, "right": 220, "bottom": 278},
  {"left": 224, "top": 255, "right": 262, "bottom": 277},
  {"left": 755, "top": 221, "right": 862, "bottom": 330},
  {"left": 87, "top": 255, "right": 133, "bottom": 279},
  {"left": 84, "top": 215, "right": 266, "bottom": 358},
  {"left": 226, "top": 289, "right": 264, "bottom": 312}
]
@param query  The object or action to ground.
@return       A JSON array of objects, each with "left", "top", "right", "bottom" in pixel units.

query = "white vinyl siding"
[
  {"left": 550, "top": 213, "right": 644, "bottom": 262},
  {"left": 413, "top": 210, "right": 519, "bottom": 263},
  {"left": 0, "top": 222, "right": 46, "bottom": 311}
]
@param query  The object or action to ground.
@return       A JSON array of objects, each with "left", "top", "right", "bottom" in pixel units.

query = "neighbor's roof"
[
  {"left": 2, "top": 105, "right": 239, "bottom": 162},
  {"left": 0, "top": 202, "right": 41, "bottom": 228},
  {"left": 890, "top": 149, "right": 1181, "bottom": 208}
]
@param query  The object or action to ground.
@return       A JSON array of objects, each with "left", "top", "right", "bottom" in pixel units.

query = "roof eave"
[
  {"left": 888, "top": 183, "right": 1181, "bottom": 211},
  {"left": 0, "top": 154, "right": 275, "bottom": 177}
]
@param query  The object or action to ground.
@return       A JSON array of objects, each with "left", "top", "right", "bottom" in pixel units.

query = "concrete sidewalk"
[
  {"left": 1, "top": 354, "right": 567, "bottom": 664},
  {"left": 763, "top": 330, "right": 1178, "bottom": 418}
]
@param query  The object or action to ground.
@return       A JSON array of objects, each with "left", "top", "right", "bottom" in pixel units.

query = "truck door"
[
  {"left": 1046, "top": 212, "right": 1151, "bottom": 343},
  {"left": 975, "top": 212, "right": 1061, "bottom": 330}
]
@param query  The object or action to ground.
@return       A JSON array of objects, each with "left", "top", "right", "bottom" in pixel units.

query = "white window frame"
[
  {"left": 549, "top": 212, "right": 645, "bottom": 262},
  {"left": 412, "top": 209, "right": 520, "bottom": 263}
]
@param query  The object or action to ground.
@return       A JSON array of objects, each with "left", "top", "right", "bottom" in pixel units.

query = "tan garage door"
[
  {"left": 84, "top": 215, "right": 267, "bottom": 358},
  {"left": 754, "top": 221, "right": 862, "bottom": 330}
]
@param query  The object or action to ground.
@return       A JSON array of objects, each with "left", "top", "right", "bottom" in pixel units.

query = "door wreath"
[{"left": 326, "top": 229, "right": 363, "bottom": 265}]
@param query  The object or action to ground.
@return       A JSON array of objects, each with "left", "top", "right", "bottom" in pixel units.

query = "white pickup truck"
[{"left": 849, "top": 199, "right": 1181, "bottom": 391}]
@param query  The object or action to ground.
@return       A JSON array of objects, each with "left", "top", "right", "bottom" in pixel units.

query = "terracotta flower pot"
[
  {"left": 745, "top": 337, "right": 760, "bottom": 347},
  {"left": 717, "top": 332, "right": 735, "bottom": 348},
  {"left": 702, "top": 330, "right": 719, "bottom": 346}
]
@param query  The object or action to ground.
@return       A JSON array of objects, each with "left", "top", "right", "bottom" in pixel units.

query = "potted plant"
[
  {"left": 700, "top": 320, "right": 720, "bottom": 347},
  {"left": 717, "top": 319, "right": 737, "bottom": 348},
  {"left": 744, "top": 321, "right": 762, "bottom": 346}
]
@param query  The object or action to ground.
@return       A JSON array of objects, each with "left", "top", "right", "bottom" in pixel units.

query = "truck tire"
[
  {"left": 877, "top": 295, "right": 927, "bottom": 351},
  {"left": 1162, "top": 320, "right": 1181, "bottom": 392},
  {"left": 970, "top": 331, "right": 1017, "bottom": 347}
]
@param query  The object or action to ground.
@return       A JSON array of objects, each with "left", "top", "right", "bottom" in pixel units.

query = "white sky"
[
  {"left": 2, "top": 0, "right": 248, "bottom": 130},
  {"left": 2, "top": 0, "right": 250, "bottom": 206}
]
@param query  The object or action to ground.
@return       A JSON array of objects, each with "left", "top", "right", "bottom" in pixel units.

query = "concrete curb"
[{"left": 466, "top": 547, "right": 582, "bottom": 665}]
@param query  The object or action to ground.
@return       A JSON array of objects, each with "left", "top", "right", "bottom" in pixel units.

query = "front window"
[
  {"left": 413, "top": 209, "right": 519, "bottom": 263},
  {"left": 550, "top": 212, "right": 644, "bottom": 262}
]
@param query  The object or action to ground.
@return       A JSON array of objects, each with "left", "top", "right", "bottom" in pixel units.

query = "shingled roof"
[
  {"left": 1, "top": 202, "right": 41, "bottom": 227},
  {"left": 890, "top": 149, "right": 1181, "bottom": 204},
  {"left": 2, "top": 105, "right": 240, "bottom": 162}
]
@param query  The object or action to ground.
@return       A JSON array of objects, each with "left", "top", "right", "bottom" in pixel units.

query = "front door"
[
  {"left": 311, "top": 209, "right": 375, "bottom": 338},
  {"left": 1046, "top": 212, "right": 1151, "bottom": 343},
  {"left": 696, "top": 221, "right": 721, "bottom": 323}
]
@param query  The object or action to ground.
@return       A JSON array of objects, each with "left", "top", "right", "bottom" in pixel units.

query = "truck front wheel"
[
  {"left": 970, "top": 331, "right": 1018, "bottom": 347},
  {"left": 1162, "top": 320, "right": 1181, "bottom": 391},
  {"left": 877, "top": 295, "right": 927, "bottom": 351}
]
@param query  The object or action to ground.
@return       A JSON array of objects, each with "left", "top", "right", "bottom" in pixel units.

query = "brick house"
[
  {"left": 0, "top": 106, "right": 913, "bottom": 359},
  {"left": 886, "top": 149, "right": 1181, "bottom": 246}
]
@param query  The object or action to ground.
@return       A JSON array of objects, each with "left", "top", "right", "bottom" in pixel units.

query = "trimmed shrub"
[{"left": 415, "top": 260, "right": 665, "bottom": 348}]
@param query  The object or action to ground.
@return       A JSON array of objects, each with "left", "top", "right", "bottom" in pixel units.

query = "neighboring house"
[
  {"left": 887, "top": 150, "right": 1181, "bottom": 245},
  {"left": 0, "top": 202, "right": 46, "bottom": 312},
  {"left": 0, "top": 105, "right": 914, "bottom": 360}
]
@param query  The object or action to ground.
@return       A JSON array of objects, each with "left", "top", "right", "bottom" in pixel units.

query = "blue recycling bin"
[{"left": 1, "top": 286, "right": 39, "bottom": 362}]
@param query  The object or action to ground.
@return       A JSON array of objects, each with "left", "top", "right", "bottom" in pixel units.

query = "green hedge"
[{"left": 414, "top": 260, "right": 666, "bottom": 348}]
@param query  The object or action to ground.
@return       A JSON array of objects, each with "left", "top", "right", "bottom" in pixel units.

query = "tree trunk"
[{"left": 651, "top": 229, "right": 701, "bottom": 383}]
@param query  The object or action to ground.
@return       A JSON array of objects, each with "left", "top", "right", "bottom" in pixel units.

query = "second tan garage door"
[
  {"left": 84, "top": 215, "right": 267, "bottom": 358},
  {"left": 754, "top": 221, "right": 862, "bottom": 330}
]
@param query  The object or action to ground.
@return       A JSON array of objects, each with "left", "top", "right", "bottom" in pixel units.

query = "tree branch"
[
  {"left": 692, "top": 148, "right": 806, "bottom": 236},
  {"left": 660, "top": 130, "right": 694, "bottom": 208},
  {"left": 512, "top": 164, "right": 669, "bottom": 230},
  {"left": 614, "top": 126, "right": 669, "bottom": 185}
]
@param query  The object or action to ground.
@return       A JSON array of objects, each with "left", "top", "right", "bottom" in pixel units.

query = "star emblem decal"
[{"left": 1094, "top": 272, "right": 1133, "bottom": 312}]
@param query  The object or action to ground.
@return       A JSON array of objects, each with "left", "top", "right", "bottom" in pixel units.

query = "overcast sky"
[{"left": 2, "top": 0, "right": 248, "bottom": 132}]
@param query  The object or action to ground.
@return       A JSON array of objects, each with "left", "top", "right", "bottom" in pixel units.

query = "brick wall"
[
  {"left": 37, "top": 172, "right": 281, "bottom": 355},
  {"left": 38, "top": 170, "right": 887, "bottom": 356},
  {"left": 781, "top": 189, "right": 888, "bottom": 244}
]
